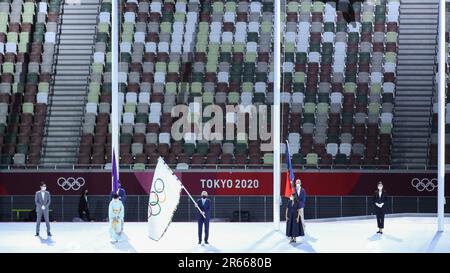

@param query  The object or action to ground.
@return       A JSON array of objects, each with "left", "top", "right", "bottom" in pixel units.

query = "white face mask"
[
  {"left": 41, "top": 187, "right": 46, "bottom": 191},
  {"left": 290, "top": 197, "right": 294, "bottom": 201},
  {"left": 296, "top": 184, "right": 301, "bottom": 189},
  {"left": 378, "top": 186, "right": 383, "bottom": 190}
]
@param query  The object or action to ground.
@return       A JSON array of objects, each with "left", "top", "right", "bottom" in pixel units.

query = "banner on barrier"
[{"left": 0, "top": 171, "right": 447, "bottom": 196}]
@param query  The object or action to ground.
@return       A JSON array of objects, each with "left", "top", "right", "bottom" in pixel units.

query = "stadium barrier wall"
[{"left": 0, "top": 195, "right": 448, "bottom": 222}]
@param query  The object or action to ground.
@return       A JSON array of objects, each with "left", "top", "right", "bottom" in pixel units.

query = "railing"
[
  {"left": 40, "top": 1, "right": 65, "bottom": 162},
  {"left": 0, "top": 195, "right": 445, "bottom": 222},
  {"left": 75, "top": 0, "right": 101, "bottom": 163},
  {"left": 0, "top": 163, "right": 439, "bottom": 172}
]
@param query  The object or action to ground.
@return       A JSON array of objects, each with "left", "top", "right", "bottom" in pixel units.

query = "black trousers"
[
  {"left": 375, "top": 207, "right": 385, "bottom": 229},
  {"left": 198, "top": 217, "right": 210, "bottom": 242}
]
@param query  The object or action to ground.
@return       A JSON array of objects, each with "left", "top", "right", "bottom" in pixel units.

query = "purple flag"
[{"left": 112, "top": 149, "right": 119, "bottom": 193}]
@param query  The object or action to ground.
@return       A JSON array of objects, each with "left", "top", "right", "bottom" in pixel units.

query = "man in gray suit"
[{"left": 35, "top": 182, "right": 51, "bottom": 236}]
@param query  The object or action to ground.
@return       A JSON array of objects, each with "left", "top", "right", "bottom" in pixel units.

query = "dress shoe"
[{"left": 47, "top": 232, "right": 52, "bottom": 236}]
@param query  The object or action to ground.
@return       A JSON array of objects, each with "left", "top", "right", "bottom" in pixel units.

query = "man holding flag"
[
  {"left": 196, "top": 191, "right": 211, "bottom": 245},
  {"left": 295, "top": 179, "right": 306, "bottom": 231},
  {"left": 147, "top": 157, "right": 207, "bottom": 242}
]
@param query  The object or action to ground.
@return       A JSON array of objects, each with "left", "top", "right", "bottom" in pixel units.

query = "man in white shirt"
[{"left": 35, "top": 182, "right": 51, "bottom": 236}]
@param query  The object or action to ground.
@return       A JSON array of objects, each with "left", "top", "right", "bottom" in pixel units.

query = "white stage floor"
[{"left": 0, "top": 216, "right": 449, "bottom": 253}]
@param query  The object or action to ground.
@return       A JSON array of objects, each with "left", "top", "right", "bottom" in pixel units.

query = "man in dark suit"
[
  {"left": 373, "top": 181, "right": 387, "bottom": 234},
  {"left": 295, "top": 179, "right": 306, "bottom": 230},
  {"left": 196, "top": 191, "right": 211, "bottom": 245},
  {"left": 35, "top": 182, "right": 51, "bottom": 236}
]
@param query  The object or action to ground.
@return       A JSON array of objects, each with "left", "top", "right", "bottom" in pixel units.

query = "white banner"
[{"left": 147, "top": 157, "right": 182, "bottom": 241}]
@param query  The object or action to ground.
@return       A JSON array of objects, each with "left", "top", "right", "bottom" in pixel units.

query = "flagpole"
[
  {"left": 158, "top": 157, "right": 206, "bottom": 218},
  {"left": 437, "top": 0, "right": 445, "bottom": 232},
  {"left": 181, "top": 185, "right": 206, "bottom": 219},
  {"left": 273, "top": 0, "right": 282, "bottom": 231},
  {"left": 111, "top": 0, "right": 119, "bottom": 191}
]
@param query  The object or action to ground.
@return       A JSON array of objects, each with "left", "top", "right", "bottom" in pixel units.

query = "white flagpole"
[
  {"left": 273, "top": 0, "right": 282, "bottom": 230},
  {"left": 437, "top": 0, "right": 445, "bottom": 232},
  {"left": 111, "top": 0, "right": 119, "bottom": 189},
  {"left": 181, "top": 185, "right": 206, "bottom": 219},
  {"left": 158, "top": 157, "right": 206, "bottom": 218}
]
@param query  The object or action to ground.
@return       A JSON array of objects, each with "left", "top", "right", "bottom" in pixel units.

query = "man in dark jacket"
[
  {"left": 78, "top": 188, "right": 91, "bottom": 221},
  {"left": 373, "top": 181, "right": 387, "bottom": 234},
  {"left": 196, "top": 191, "right": 211, "bottom": 245}
]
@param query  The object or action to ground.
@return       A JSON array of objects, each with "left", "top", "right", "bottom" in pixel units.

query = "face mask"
[
  {"left": 41, "top": 187, "right": 46, "bottom": 191},
  {"left": 202, "top": 196, "right": 206, "bottom": 199},
  {"left": 378, "top": 186, "right": 383, "bottom": 190},
  {"left": 290, "top": 197, "right": 294, "bottom": 201},
  {"left": 296, "top": 185, "right": 301, "bottom": 189}
]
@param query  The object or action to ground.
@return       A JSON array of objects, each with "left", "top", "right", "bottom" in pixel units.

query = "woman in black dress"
[
  {"left": 285, "top": 193, "right": 304, "bottom": 243},
  {"left": 78, "top": 189, "right": 91, "bottom": 221},
  {"left": 373, "top": 182, "right": 387, "bottom": 234}
]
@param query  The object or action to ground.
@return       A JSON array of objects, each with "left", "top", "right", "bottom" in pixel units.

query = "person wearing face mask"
[
  {"left": 196, "top": 191, "right": 211, "bottom": 245},
  {"left": 35, "top": 182, "right": 51, "bottom": 237},
  {"left": 373, "top": 181, "right": 387, "bottom": 234},
  {"left": 295, "top": 179, "right": 306, "bottom": 230},
  {"left": 285, "top": 193, "right": 304, "bottom": 243},
  {"left": 109, "top": 194, "right": 124, "bottom": 243},
  {"left": 78, "top": 188, "right": 91, "bottom": 221}
]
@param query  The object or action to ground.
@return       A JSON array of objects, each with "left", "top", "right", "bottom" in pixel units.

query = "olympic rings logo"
[
  {"left": 57, "top": 177, "right": 85, "bottom": 191},
  {"left": 411, "top": 178, "right": 437, "bottom": 192},
  {"left": 148, "top": 178, "right": 167, "bottom": 219}
]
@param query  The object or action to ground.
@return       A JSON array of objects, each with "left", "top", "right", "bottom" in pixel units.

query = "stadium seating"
[
  {"left": 78, "top": 0, "right": 112, "bottom": 165},
  {"left": 0, "top": 0, "right": 61, "bottom": 166},
  {"left": 281, "top": 0, "right": 398, "bottom": 167},
  {"left": 118, "top": 0, "right": 275, "bottom": 169}
]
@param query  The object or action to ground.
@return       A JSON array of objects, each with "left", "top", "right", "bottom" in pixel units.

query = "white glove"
[{"left": 41, "top": 205, "right": 45, "bottom": 210}]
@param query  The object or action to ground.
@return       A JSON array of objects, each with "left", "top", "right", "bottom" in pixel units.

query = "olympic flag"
[{"left": 148, "top": 157, "right": 183, "bottom": 241}]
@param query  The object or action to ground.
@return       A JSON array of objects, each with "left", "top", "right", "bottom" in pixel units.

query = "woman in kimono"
[
  {"left": 285, "top": 193, "right": 304, "bottom": 243},
  {"left": 108, "top": 194, "right": 124, "bottom": 243}
]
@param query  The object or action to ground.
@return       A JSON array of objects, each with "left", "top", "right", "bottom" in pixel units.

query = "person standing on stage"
[
  {"left": 111, "top": 183, "right": 127, "bottom": 205},
  {"left": 117, "top": 183, "right": 127, "bottom": 204},
  {"left": 35, "top": 182, "right": 51, "bottom": 237},
  {"left": 197, "top": 191, "right": 211, "bottom": 245},
  {"left": 295, "top": 179, "right": 306, "bottom": 230},
  {"left": 373, "top": 181, "right": 387, "bottom": 234},
  {"left": 285, "top": 193, "right": 304, "bottom": 243},
  {"left": 78, "top": 188, "right": 91, "bottom": 221},
  {"left": 108, "top": 193, "right": 124, "bottom": 243}
]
